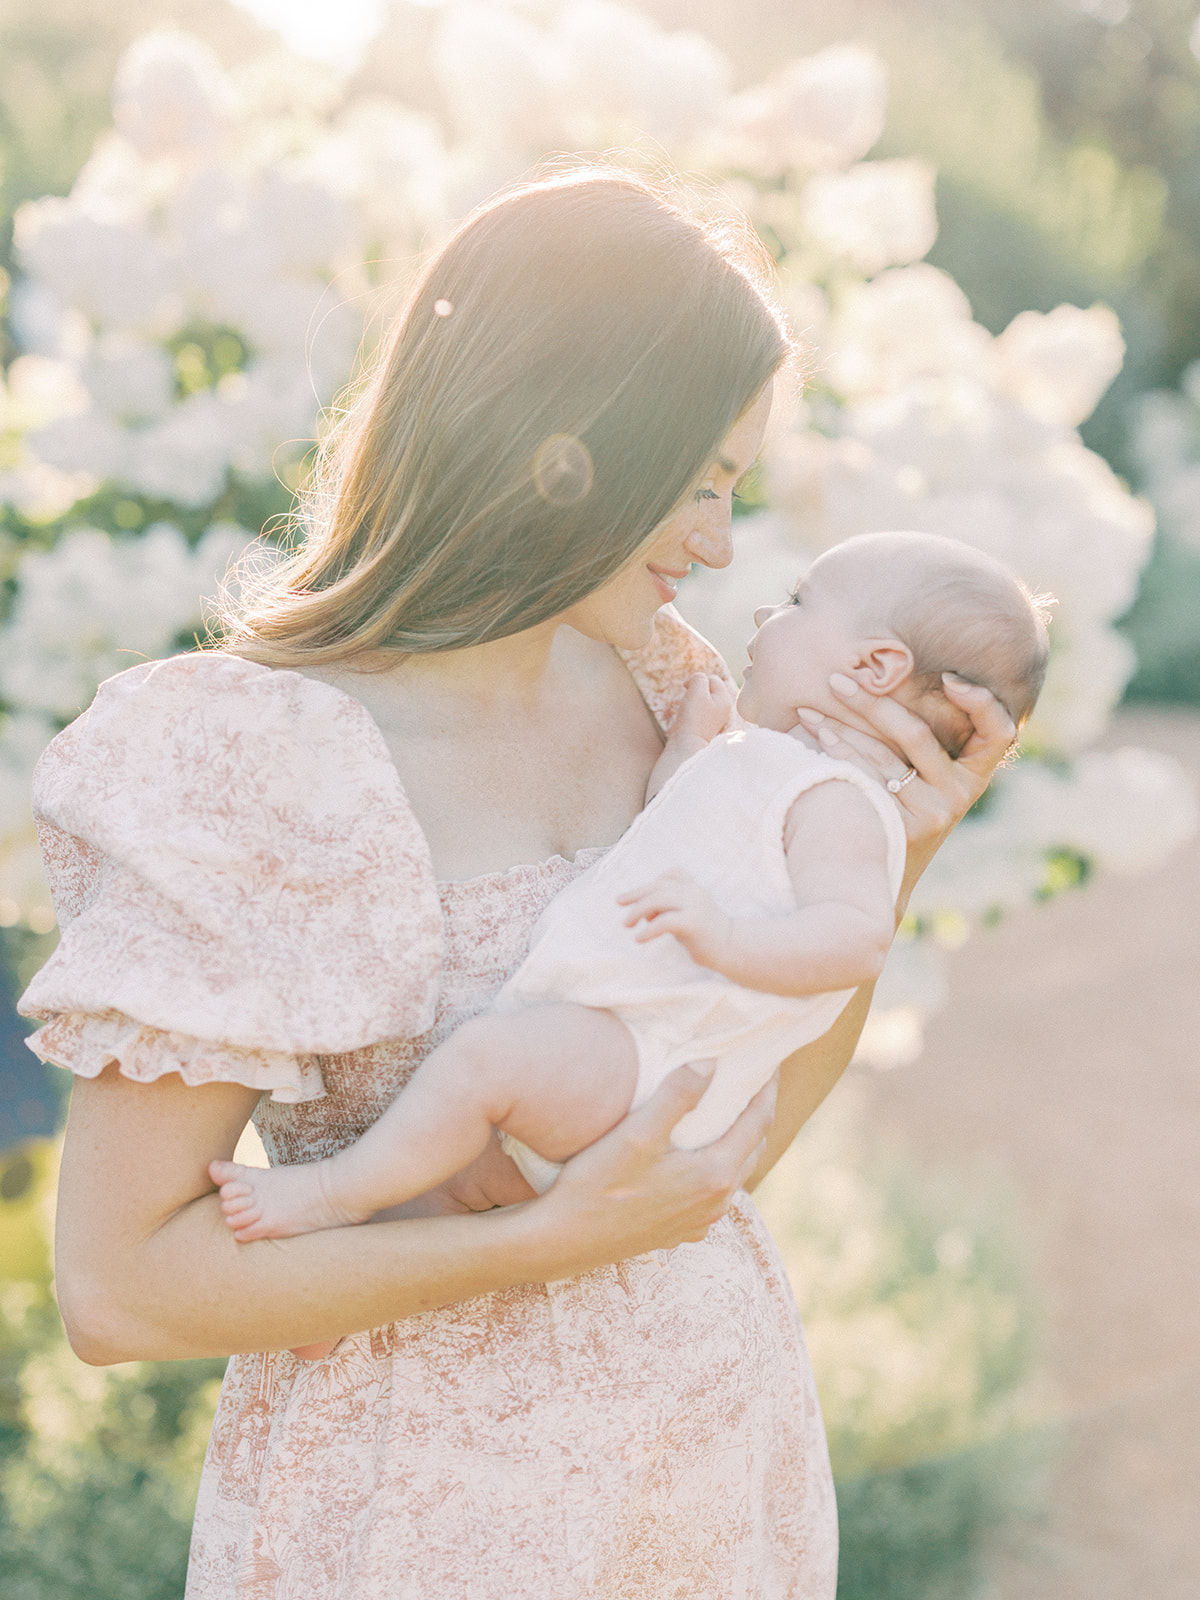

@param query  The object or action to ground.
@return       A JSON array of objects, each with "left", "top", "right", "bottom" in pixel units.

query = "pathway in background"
[{"left": 859, "top": 707, "right": 1200, "bottom": 1597}]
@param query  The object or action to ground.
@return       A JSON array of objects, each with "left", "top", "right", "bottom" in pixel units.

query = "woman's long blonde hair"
[{"left": 223, "top": 167, "right": 789, "bottom": 665}]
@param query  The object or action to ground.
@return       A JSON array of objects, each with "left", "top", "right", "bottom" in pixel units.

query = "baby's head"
[{"left": 736, "top": 531, "right": 1051, "bottom": 755}]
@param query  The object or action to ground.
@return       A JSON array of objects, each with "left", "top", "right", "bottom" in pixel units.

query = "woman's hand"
[
  {"left": 528, "top": 1064, "right": 777, "bottom": 1274},
  {"left": 794, "top": 671, "right": 1016, "bottom": 904}
]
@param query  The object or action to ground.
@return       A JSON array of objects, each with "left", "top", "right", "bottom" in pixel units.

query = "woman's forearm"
[
  {"left": 67, "top": 1190, "right": 575, "bottom": 1365},
  {"left": 55, "top": 1066, "right": 578, "bottom": 1364},
  {"left": 57, "top": 1058, "right": 765, "bottom": 1365}
]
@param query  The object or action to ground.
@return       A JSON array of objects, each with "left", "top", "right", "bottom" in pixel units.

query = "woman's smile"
[{"left": 648, "top": 564, "right": 690, "bottom": 603}]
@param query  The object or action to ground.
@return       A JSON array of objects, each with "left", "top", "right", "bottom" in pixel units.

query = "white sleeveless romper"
[{"left": 497, "top": 727, "right": 907, "bottom": 1190}]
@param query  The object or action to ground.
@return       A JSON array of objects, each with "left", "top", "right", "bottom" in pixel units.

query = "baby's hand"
[
  {"left": 672, "top": 674, "right": 733, "bottom": 744},
  {"left": 618, "top": 868, "right": 733, "bottom": 970}
]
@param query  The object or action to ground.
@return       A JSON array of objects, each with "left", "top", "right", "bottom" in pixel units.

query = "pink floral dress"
[{"left": 21, "top": 609, "right": 838, "bottom": 1599}]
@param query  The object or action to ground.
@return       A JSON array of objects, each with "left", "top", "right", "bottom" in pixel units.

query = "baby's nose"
[{"left": 752, "top": 605, "right": 773, "bottom": 627}]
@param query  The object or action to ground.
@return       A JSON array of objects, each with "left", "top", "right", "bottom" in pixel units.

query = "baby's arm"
[
  {"left": 619, "top": 779, "right": 896, "bottom": 995},
  {"left": 645, "top": 674, "right": 733, "bottom": 803}
]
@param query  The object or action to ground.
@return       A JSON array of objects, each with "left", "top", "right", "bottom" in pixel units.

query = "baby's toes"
[{"left": 221, "top": 1193, "right": 262, "bottom": 1226}]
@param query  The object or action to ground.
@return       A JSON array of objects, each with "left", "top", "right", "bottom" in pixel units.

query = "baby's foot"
[{"left": 208, "top": 1159, "right": 365, "bottom": 1242}]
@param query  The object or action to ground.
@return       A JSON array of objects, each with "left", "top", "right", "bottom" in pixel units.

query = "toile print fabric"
[{"left": 20, "top": 607, "right": 838, "bottom": 1599}]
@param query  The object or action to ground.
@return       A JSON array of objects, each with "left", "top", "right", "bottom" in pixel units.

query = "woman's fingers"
[
  {"left": 941, "top": 673, "right": 1018, "bottom": 773},
  {"left": 709, "top": 1075, "right": 777, "bottom": 1169},
  {"left": 623, "top": 1063, "right": 717, "bottom": 1152},
  {"left": 827, "top": 675, "right": 1015, "bottom": 816},
  {"left": 828, "top": 676, "right": 953, "bottom": 779}
]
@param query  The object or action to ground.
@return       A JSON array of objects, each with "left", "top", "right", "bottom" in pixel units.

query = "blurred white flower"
[
  {"left": 0, "top": 710, "right": 57, "bottom": 925},
  {"left": 31, "top": 409, "right": 129, "bottom": 482},
  {"left": 331, "top": 100, "right": 450, "bottom": 251},
  {"left": 993, "top": 747, "right": 1198, "bottom": 877},
  {"left": 82, "top": 336, "right": 174, "bottom": 424},
  {"left": 255, "top": 165, "right": 364, "bottom": 278},
  {"left": 801, "top": 160, "right": 938, "bottom": 278},
  {"left": 821, "top": 265, "right": 991, "bottom": 400},
  {"left": 555, "top": 0, "right": 731, "bottom": 148},
  {"left": 121, "top": 391, "right": 237, "bottom": 507},
  {"left": 725, "top": 45, "right": 888, "bottom": 175},
  {"left": 0, "top": 715, "right": 55, "bottom": 841},
  {"left": 15, "top": 202, "right": 174, "bottom": 334},
  {"left": 112, "top": 31, "right": 235, "bottom": 159},
  {"left": 1029, "top": 625, "right": 1138, "bottom": 753},
  {"left": 0, "top": 524, "right": 252, "bottom": 722},
  {"left": 6, "top": 280, "right": 92, "bottom": 361},
  {"left": 434, "top": 2, "right": 564, "bottom": 151},
  {"left": 993, "top": 304, "right": 1125, "bottom": 428},
  {"left": 2, "top": 355, "right": 90, "bottom": 426}
]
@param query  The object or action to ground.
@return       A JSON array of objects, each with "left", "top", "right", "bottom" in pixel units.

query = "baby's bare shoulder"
[{"left": 783, "top": 777, "right": 890, "bottom": 867}]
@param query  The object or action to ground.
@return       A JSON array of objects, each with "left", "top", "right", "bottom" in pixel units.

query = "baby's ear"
[{"left": 848, "top": 638, "right": 914, "bottom": 696}]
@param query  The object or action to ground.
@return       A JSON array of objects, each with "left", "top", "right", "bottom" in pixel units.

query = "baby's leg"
[{"left": 209, "top": 1005, "right": 638, "bottom": 1242}]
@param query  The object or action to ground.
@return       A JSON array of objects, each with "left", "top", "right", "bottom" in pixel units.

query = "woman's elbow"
[
  {"left": 56, "top": 1267, "right": 160, "bottom": 1366},
  {"left": 852, "top": 924, "right": 893, "bottom": 986}
]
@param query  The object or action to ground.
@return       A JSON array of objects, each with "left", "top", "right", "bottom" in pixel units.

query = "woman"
[{"left": 25, "top": 171, "right": 1012, "bottom": 1598}]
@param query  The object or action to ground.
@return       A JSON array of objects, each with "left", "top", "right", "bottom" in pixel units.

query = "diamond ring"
[{"left": 886, "top": 767, "right": 918, "bottom": 794}]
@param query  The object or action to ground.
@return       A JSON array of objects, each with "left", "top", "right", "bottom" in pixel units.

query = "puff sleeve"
[{"left": 18, "top": 654, "right": 443, "bottom": 1102}]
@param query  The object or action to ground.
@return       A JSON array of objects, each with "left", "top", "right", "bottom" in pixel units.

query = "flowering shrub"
[{"left": 0, "top": 4, "right": 1194, "bottom": 1052}]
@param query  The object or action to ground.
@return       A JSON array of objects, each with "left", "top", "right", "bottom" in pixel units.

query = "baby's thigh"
[{"left": 484, "top": 1004, "right": 639, "bottom": 1162}]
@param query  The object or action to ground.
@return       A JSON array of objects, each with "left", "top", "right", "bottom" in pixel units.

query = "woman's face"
[{"left": 564, "top": 381, "right": 774, "bottom": 649}]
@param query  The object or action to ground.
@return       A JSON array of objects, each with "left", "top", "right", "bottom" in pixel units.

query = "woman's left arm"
[{"left": 745, "top": 672, "right": 1016, "bottom": 1187}]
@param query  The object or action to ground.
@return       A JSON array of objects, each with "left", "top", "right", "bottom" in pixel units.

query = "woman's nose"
[
  {"left": 752, "top": 605, "right": 772, "bottom": 627},
  {"left": 684, "top": 510, "right": 734, "bottom": 571}
]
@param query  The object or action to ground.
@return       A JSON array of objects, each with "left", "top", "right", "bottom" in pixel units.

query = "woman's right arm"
[{"left": 57, "top": 1060, "right": 773, "bottom": 1365}]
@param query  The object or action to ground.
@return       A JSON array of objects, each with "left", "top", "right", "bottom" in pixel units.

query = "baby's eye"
[
  {"left": 694, "top": 486, "right": 719, "bottom": 502},
  {"left": 788, "top": 587, "right": 803, "bottom": 606}
]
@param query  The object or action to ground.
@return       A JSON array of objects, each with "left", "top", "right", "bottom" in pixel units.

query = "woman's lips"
[{"left": 648, "top": 566, "right": 688, "bottom": 603}]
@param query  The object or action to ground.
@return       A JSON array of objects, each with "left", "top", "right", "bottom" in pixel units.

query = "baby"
[{"left": 211, "top": 531, "right": 1049, "bottom": 1256}]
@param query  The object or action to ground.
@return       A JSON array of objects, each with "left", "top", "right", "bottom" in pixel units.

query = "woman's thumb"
[{"left": 629, "top": 1061, "right": 716, "bottom": 1142}]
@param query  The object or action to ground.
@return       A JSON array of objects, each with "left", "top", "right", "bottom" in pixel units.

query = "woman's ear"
[{"left": 846, "top": 638, "right": 914, "bottom": 696}]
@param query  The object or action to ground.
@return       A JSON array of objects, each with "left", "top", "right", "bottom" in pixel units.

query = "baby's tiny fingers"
[
  {"left": 634, "top": 917, "right": 685, "bottom": 943},
  {"left": 624, "top": 895, "right": 683, "bottom": 927}
]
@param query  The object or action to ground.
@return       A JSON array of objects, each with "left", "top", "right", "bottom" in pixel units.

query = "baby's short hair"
[{"left": 827, "top": 532, "right": 1052, "bottom": 755}]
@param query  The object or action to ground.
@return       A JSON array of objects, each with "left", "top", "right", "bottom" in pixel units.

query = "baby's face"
[{"left": 735, "top": 556, "right": 866, "bottom": 732}]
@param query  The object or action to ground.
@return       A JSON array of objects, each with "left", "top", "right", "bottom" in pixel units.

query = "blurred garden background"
[{"left": 0, "top": 0, "right": 1198, "bottom": 1595}]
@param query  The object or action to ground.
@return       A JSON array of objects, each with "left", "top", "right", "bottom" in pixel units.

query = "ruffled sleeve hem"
[{"left": 25, "top": 1009, "right": 326, "bottom": 1105}]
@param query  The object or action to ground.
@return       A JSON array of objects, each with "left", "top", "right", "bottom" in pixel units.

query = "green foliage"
[
  {"left": 757, "top": 1092, "right": 1046, "bottom": 1595},
  {"left": 166, "top": 323, "right": 252, "bottom": 402},
  {"left": 835, "top": 1432, "right": 1050, "bottom": 1600},
  {"left": 0, "top": 1281, "right": 224, "bottom": 1600},
  {"left": 1120, "top": 530, "right": 1200, "bottom": 701},
  {"left": 0, "top": 469, "right": 296, "bottom": 553},
  {"left": 1037, "top": 848, "right": 1092, "bottom": 900}
]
